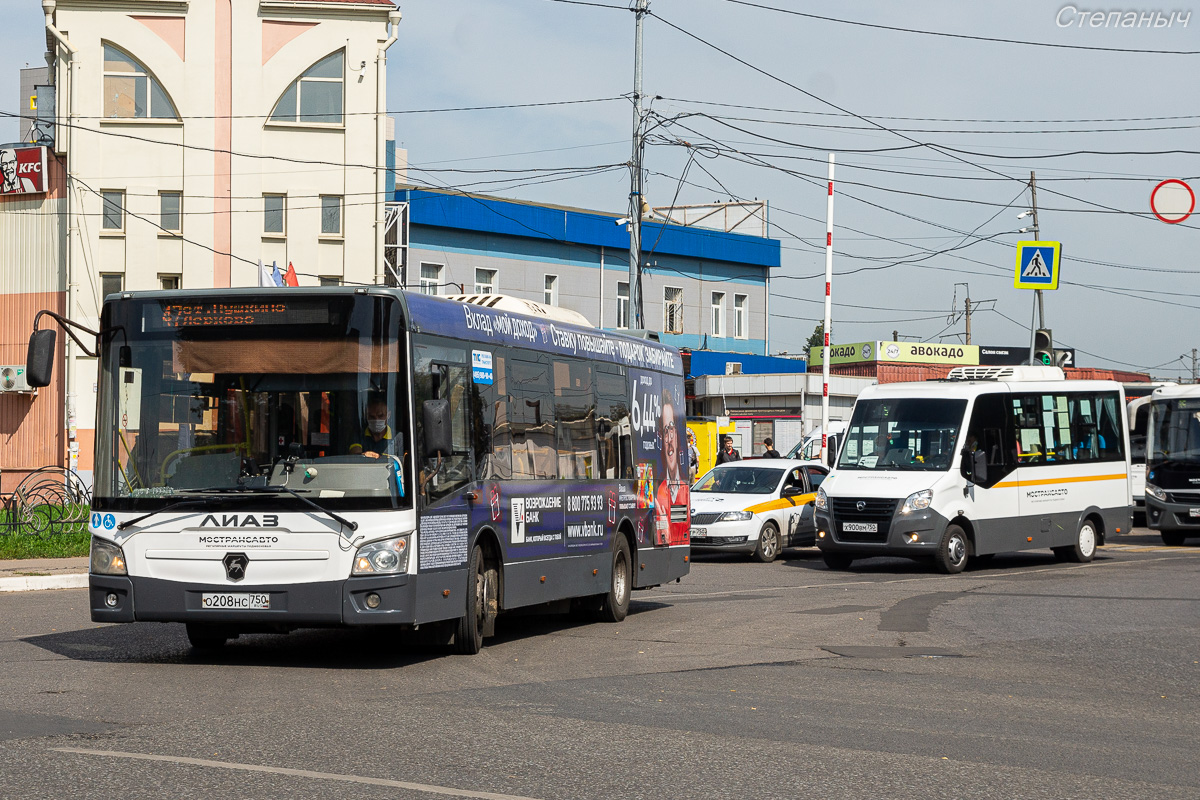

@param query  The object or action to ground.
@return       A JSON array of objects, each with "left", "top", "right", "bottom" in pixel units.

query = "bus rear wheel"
[{"left": 599, "top": 535, "right": 631, "bottom": 623}]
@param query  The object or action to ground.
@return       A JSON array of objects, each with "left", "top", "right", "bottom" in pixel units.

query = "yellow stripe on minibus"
[
  {"left": 993, "top": 473, "right": 1126, "bottom": 489},
  {"left": 746, "top": 493, "right": 815, "bottom": 514}
]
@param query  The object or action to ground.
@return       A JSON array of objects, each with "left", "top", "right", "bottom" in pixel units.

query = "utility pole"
[
  {"left": 1192, "top": 348, "right": 1198, "bottom": 383},
  {"left": 964, "top": 294, "right": 972, "bottom": 345},
  {"left": 1030, "top": 171, "right": 1045, "bottom": 329},
  {"left": 628, "top": 0, "right": 648, "bottom": 330}
]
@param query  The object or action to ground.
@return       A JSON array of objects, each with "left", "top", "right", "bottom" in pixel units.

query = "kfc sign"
[{"left": 0, "top": 146, "right": 48, "bottom": 196}]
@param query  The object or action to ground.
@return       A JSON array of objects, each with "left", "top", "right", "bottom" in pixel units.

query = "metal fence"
[{"left": 0, "top": 467, "right": 91, "bottom": 536}]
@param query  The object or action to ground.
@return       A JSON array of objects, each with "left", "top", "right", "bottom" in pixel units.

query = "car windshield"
[
  {"left": 838, "top": 397, "right": 967, "bottom": 472},
  {"left": 693, "top": 466, "right": 784, "bottom": 494}
]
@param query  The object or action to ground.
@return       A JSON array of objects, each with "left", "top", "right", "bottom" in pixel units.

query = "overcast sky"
[{"left": 3, "top": 1, "right": 1197, "bottom": 377}]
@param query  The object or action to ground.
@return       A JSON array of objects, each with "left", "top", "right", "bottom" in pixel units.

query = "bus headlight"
[
  {"left": 353, "top": 535, "right": 410, "bottom": 575},
  {"left": 718, "top": 510, "right": 753, "bottom": 522},
  {"left": 900, "top": 489, "right": 933, "bottom": 514},
  {"left": 90, "top": 537, "right": 127, "bottom": 576},
  {"left": 1145, "top": 484, "right": 1166, "bottom": 502},
  {"left": 815, "top": 487, "right": 828, "bottom": 511}
]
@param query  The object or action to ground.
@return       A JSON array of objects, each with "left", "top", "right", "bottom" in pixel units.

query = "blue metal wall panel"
[
  {"left": 400, "top": 188, "right": 780, "bottom": 270},
  {"left": 687, "top": 350, "right": 806, "bottom": 377}
]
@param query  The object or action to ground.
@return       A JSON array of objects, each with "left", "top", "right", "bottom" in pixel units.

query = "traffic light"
[{"left": 1034, "top": 329, "right": 1053, "bottom": 366}]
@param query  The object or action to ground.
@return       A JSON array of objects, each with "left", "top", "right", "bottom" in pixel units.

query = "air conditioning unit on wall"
[{"left": 0, "top": 365, "right": 34, "bottom": 393}]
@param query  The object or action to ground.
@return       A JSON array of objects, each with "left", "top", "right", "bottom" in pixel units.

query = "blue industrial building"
[{"left": 394, "top": 187, "right": 781, "bottom": 355}]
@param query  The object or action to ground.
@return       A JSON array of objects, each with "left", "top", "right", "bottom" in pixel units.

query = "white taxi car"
[{"left": 689, "top": 459, "right": 827, "bottom": 562}]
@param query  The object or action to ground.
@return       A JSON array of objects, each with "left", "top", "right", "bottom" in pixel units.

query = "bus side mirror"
[
  {"left": 422, "top": 399, "right": 452, "bottom": 459},
  {"left": 26, "top": 329, "right": 56, "bottom": 388}
]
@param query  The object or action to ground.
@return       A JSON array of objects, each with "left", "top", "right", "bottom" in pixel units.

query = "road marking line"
[{"left": 50, "top": 748, "right": 543, "bottom": 800}]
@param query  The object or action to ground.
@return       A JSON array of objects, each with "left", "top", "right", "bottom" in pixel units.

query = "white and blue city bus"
[
  {"left": 29, "top": 288, "right": 690, "bottom": 653},
  {"left": 1144, "top": 384, "right": 1200, "bottom": 545}
]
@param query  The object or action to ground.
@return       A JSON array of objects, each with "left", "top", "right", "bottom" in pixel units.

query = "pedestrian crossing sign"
[{"left": 1014, "top": 241, "right": 1061, "bottom": 290}]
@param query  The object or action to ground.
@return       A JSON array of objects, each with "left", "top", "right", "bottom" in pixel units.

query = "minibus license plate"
[
  {"left": 691, "top": 527, "right": 707, "bottom": 537},
  {"left": 1190, "top": 509, "right": 1200, "bottom": 518},
  {"left": 201, "top": 593, "right": 270, "bottom": 610},
  {"left": 843, "top": 522, "right": 877, "bottom": 533}
]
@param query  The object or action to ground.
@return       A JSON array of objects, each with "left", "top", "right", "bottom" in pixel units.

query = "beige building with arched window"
[{"left": 0, "top": 0, "right": 398, "bottom": 489}]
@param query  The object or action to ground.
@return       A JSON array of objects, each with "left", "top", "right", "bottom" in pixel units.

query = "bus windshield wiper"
[
  {"left": 116, "top": 494, "right": 252, "bottom": 530},
  {"left": 177, "top": 485, "right": 359, "bottom": 533}
]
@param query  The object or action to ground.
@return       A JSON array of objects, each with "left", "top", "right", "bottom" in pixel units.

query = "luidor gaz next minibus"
[{"left": 814, "top": 366, "right": 1131, "bottom": 573}]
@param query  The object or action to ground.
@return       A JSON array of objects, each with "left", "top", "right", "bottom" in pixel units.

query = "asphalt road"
[{"left": 2, "top": 528, "right": 1198, "bottom": 799}]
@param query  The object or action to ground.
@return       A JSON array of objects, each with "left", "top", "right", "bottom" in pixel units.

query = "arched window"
[
  {"left": 269, "top": 51, "right": 344, "bottom": 125},
  {"left": 103, "top": 44, "right": 179, "bottom": 120}
]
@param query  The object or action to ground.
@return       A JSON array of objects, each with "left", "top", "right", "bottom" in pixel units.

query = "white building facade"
[{"left": 29, "top": 0, "right": 398, "bottom": 484}]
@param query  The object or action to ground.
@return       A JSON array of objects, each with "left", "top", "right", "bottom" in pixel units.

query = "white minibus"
[
  {"left": 1144, "top": 384, "right": 1200, "bottom": 545},
  {"left": 814, "top": 366, "right": 1132, "bottom": 573}
]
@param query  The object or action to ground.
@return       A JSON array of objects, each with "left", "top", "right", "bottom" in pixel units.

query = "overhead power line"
[
  {"left": 720, "top": 0, "right": 1200, "bottom": 55},
  {"left": 658, "top": 96, "right": 1200, "bottom": 125}
]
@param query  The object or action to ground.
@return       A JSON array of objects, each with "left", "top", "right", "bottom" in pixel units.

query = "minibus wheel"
[
  {"left": 935, "top": 525, "right": 969, "bottom": 574},
  {"left": 822, "top": 553, "right": 854, "bottom": 570},
  {"left": 1057, "top": 519, "right": 1097, "bottom": 563},
  {"left": 1161, "top": 531, "right": 1185, "bottom": 547}
]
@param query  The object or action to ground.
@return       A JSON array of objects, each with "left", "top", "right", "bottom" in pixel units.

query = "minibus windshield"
[{"left": 837, "top": 397, "right": 967, "bottom": 472}]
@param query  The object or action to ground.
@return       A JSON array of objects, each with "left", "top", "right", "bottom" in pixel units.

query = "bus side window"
[{"left": 597, "top": 368, "right": 631, "bottom": 480}]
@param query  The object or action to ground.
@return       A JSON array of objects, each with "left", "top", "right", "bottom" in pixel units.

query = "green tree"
[{"left": 804, "top": 323, "right": 824, "bottom": 362}]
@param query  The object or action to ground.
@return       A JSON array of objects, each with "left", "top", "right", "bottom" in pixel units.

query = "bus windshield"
[
  {"left": 837, "top": 397, "right": 967, "bottom": 472},
  {"left": 1149, "top": 397, "right": 1200, "bottom": 468},
  {"left": 94, "top": 294, "right": 411, "bottom": 510}
]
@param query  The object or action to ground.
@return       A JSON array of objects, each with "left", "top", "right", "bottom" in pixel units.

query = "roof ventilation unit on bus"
[
  {"left": 0, "top": 365, "right": 34, "bottom": 393},
  {"left": 946, "top": 365, "right": 1065, "bottom": 382},
  {"left": 444, "top": 294, "right": 593, "bottom": 327}
]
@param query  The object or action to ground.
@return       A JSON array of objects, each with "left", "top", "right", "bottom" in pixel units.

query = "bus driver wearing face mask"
[{"left": 349, "top": 395, "right": 398, "bottom": 458}]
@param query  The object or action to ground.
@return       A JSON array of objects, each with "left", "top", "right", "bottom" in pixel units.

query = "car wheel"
[
  {"left": 822, "top": 552, "right": 854, "bottom": 570},
  {"left": 1161, "top": 531, "right": 1186, "bottom": 547},
  {"left": 934, "top": 524, "right": 969, "bottom": 574},
  {"left": 752, "top": 522, "right": 780, "bottom": 563},
  {"left": 599, "top": 534, "right": 631, "bottom": 622}
]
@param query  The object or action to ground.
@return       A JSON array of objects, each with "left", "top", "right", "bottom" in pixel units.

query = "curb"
[{"left": 0, "top": 574, "right": 89, "bottom": 593}]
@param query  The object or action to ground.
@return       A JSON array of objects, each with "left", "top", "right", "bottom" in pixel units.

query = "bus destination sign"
[{"left": 146, "top": 301, "right": 330, "bottom": 329}]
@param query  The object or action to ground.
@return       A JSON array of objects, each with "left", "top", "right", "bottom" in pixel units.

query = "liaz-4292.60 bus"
[
  {"left": 1144, "top": 384, "right": 1200, "bottom": 545},
  {"left": 814, "top": 366, "right": 1132, "bottom": 573},
  {"left": 26, "top": 289, "right": 690, "bottom": 653}
]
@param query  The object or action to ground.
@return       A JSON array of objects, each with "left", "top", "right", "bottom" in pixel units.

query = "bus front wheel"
[
  {"left": 1161, "top": 531, "right": 1186, "bottom": 547},
  {"left": 454, "top": 544, "right": 495, "bottom": 655},
  {"left": 599, "top": 535, "right": 631, "bottom": 623},
  {"left": 186, "top": 623, "right": 230, "bottom": 651}
]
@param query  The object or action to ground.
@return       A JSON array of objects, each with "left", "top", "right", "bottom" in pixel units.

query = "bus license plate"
[
  {"left": 843, "top": 522, "right": 878, "bottom": 533},
  {"left": 691, "top": 527, "right": 707, "bottom": 536},
  {"left": 201, "top": 593, "right": 270, "bottom": 610}
]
